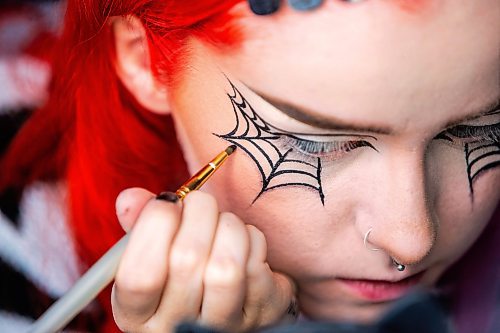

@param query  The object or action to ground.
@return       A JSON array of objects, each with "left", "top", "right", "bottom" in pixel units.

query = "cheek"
[
  {"left": 427, "top": 145, "right": 500, "bottom": 263},
  {"left": 170, "top": 80, "right": 240, "bottom": 175},
  {"left": 210, "top": 155, "right": 362, "bottom": 277},
  {"left": 234, "top": 192, "right": 337, "bottom": 273},
  {"left": 432, "top": 196, "right": 495, "bottom": 269},
  {"left": 427, "top": 140, "right": 500, "bottom": 215}
]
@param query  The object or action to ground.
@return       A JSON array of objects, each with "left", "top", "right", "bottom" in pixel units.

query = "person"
[{"left": 0, "top": 0, "right": 498, "bottom": 332}]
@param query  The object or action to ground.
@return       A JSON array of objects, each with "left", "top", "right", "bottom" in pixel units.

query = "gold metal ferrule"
[{"left": 174, "top": 148, "right": 232, "bottom": 200}]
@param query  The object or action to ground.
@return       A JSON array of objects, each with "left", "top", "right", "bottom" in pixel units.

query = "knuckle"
[
  {"left": 247, "top": 225, "right": 268, "bottom": 273},
  {"left": 114, "top": 270, "right": 163, "bottom": 297},
  {"left": 247, "top": 224, "right": 266, "bottom": 243},
  {"left": 204, "top": 258, "right": 245, "bottom": 288},
  {"left": 184, "top": 190, "right": 218, "bottom": 210},
  {"left": 169, "top": 245, "right": 204, "bottom": 277},
  {"left": 216, "top": 211, "right": 248, "bottom": 237},
  {"left": 219, "top": 211, "right": 242, "bottom": 224},
  {"left": 247, "top": 261, "right": 271, "bottom": 282}
]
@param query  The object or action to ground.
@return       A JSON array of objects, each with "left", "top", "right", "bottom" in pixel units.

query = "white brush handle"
[{"left": 28, "top": 233, "right": 130, "bottom": 333}]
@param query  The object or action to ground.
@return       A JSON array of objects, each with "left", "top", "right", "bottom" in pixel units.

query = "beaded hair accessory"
[{"left": 248, "top": 0, "right": 364, "bottom": 15}]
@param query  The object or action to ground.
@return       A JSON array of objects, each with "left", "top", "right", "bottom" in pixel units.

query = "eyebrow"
[
  {"left": 246, "top": 86, "right": 393, "bottom": 135},
  {"left": 245, "top": 84, "right": 500, "bottom": 135}
]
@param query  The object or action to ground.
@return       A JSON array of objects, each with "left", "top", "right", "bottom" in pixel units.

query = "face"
[{"left": 167, "top": 0, "right": 500, "bottom": 323}]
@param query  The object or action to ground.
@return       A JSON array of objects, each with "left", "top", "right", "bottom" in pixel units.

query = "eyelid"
[
  {"left": 439, "top": 109, "right": 499, "bottom": 136},
  {"left": 246, "top": 84, "right": 393, "bottom": 135},
  {"left": 263, "top": 106, "right": 380, "bottom": 140},
  {"left": 281, "top": 132, "right": 378, "bottom": 141},
  {"left": 446, "top": 123, "right": 500, "bottom": 139},
  {"left": 485, "top": 107, "right": 500, "bottom": 116},
  {"left": 437, "top": 122, "right": 500, "bottom": 145},
  {"left": 446, "top": 105, "right": 500, "bottom": 128},
  {"left": 282, "top": 136, "right": 377, "bottom": 163}
]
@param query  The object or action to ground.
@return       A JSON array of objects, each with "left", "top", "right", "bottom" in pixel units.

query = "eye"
[
  {"left": 435, "top": 110, "right": 500, "bottom": 145},
  {"left": 435, "top": 123, "right": 500, "bottom": 145},
  {"left": 282, "top": 136, "right": 377, "bottom": 162}
]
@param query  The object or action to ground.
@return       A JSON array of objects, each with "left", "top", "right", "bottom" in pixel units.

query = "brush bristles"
[{"left": 225, "top": 145, "right": 237, "bottom": 155}]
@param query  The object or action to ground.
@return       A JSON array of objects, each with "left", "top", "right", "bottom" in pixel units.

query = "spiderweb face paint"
[
  {"left": 435, "top": 109, "right": 500, "bottom": 200},
  {"left": 464, "top": 142, "right": 500, "bottom": 197},
  {"left": 215, "top": 80, "right": 377, "bottom": 205}
]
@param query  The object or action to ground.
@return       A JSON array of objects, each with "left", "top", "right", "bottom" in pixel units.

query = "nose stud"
[{"left": 364, "top": 228, "right": 406, "bottom": 272}]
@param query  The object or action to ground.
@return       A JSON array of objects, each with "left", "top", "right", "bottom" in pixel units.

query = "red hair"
[
  {"left": 0, "top": 0, "right": 242, "bottom": 331},
  {"left": 2, "top": 1, "right": 498, "bottom": 332}
]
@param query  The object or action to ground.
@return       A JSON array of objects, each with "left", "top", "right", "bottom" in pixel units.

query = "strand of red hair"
[{"left": 0, "top": 0, "right": 243, "bottom": 330}]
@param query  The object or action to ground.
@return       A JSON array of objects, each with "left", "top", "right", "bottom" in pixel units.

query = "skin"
[{"left": 112, "top": 0, "right": 500, "bottom": 331}]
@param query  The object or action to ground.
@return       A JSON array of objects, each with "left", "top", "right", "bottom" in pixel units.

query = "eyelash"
[
  {"left": 436, "top": 123, "right": 500, "bottom": 144},
  {"left": 283, "top": 136, "right": 376, "bottom": 161},
  {"left": 280, "top": 112, "right": 499, "bottom": 161}
]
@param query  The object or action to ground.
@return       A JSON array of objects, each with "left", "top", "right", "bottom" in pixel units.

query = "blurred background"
[
  {"left": 0, "top": 2, "right": 81, "bottom": 332},
  {"left": 0, "top": 0, "right": 63, "bottom": 155}
]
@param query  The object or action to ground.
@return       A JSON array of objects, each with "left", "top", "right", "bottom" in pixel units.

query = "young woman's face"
[{"left": 169, "top": 1, "right": 500, "bottom": 323}]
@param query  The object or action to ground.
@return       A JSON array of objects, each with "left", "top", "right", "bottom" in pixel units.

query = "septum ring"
[
  {"left": 392, "top": 259, "right": 406, "bottom": 272},
  {"left": 364, "top": 228, "right": 406, "bottom": 272}
]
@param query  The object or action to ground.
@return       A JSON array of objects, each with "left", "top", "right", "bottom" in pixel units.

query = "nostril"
[
  {"left": 366, "top": 220, "right": 435, "bottom": 267},
  {"left": 387, "top": 232, "right": 435, "bottom": 266}
]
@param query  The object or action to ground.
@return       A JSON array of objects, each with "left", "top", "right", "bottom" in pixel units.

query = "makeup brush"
[{"left": 29, "top": 145, "right": 237, "bottom": 333}]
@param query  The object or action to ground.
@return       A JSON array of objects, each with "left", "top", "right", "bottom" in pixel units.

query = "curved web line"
[
  {"left": 245, "top": 137, "right": 276, "bottom": 171},
  {"left": 464, "top": 141, "right": 500, "bottom": 200},
  {"left": 216, "top": 82, "right": 325, "bottom": 205},
  {"left": 271, "top": 170, "right": 317, "bottom": 180}
]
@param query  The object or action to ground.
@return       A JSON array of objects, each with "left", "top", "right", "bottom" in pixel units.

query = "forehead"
[{"left": 216, "top": 0, "right": 499, "bottom": 132}]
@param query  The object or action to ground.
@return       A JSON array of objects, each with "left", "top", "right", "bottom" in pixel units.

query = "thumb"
[{"left": 115, "top": 187, "right": 155, "bottom": 232}]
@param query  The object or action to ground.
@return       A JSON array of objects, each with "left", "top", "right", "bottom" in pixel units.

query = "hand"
[{"left": 112, "top": 188, "right": 297, "bottom": 333}]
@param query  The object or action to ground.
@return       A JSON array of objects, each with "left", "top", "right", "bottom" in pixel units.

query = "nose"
[{"left": 360, "top": 149, "right": 436, "bottom": 266}]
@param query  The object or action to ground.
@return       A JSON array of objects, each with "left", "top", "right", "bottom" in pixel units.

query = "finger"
[
  {"left": 200, "top": 212, "right": 250, "bottom": 330},
  {"left": 154, "top": 191, "right": 220, "bottom": 324},
  {"left": 265, "top": 272, "right": 298, "bottom": 325},
  {"left": 115, "top": 187, "right": 155, "bottom": 232},
  {"left": 243, "top": 225, "right": 297, "bottom": 326},
  {"left": 112, "top": 195, "right": 181, "bottom": 331}
]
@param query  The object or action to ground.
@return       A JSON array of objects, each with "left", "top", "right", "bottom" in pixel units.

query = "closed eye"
[
  {"left": 281, "top": 135, "right": 377, "bottom": 162},
  {"left": 434, "top": 107, "right": 500, "bottom": 144},
  {"left": 446, "top": 123, "right": 500, "bottom": 142},
  {"left": 435, "top": 123, "right": 500, "bottom": 144}
]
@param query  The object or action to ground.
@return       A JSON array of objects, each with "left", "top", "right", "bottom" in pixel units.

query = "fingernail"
[
  {"left": 248, "top": 0, "right": 281, "bottom": 15},
  {"left": 155, "top": 191, "right": 179, "bottom": 203},
  {"left": 288, "top": 0, "right": 323, "bottom": 11}
]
